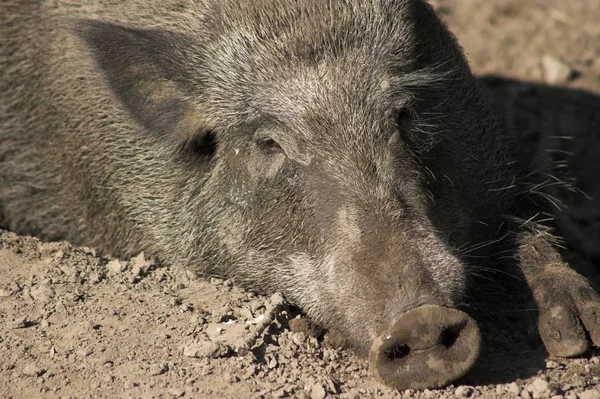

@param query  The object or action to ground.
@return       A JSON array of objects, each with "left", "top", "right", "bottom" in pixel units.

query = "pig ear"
[{"left": 75, "top": 19, "right": 208, "bottom": 145}]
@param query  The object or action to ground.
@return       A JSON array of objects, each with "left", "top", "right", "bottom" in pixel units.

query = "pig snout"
[{"left": 369, "top": 305, "right": 481, "bottom": 390}]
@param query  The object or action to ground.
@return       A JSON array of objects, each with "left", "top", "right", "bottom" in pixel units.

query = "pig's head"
[{"left": 77, "top": 0, "right": 519, "bottom": 389}]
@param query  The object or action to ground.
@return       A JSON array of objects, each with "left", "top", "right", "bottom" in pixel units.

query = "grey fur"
[{"left": 1, "top": 0, "right": 599, "bottom": 389}]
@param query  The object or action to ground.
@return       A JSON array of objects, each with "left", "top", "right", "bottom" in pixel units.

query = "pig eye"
[{"left": 257, "top": 138, "right": 284, "bottom": 155}]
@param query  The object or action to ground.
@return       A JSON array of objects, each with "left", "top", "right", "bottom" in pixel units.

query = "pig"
[{"left": 1, "top": 0, "right": 599, "bottom": 390}]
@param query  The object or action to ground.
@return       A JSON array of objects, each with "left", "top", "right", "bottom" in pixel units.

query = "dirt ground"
[{"left": 2, "top": 1, "right": 600, "bottom": 398}]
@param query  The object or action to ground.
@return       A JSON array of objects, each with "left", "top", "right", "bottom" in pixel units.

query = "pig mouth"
[{"left": 368, "top": 305, "right": 481, "bottom": 390}]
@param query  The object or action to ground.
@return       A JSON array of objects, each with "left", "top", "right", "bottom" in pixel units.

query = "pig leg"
[{"left": 518, "top": 232, "right": 600, "bottom": 357}]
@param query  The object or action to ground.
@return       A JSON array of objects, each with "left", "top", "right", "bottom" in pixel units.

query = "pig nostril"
[
  {"left": 383, "top": 343, "right": 410, "bottom": 362},
  {"left": 439, "top": 323, "right": 464, "bottom": 349}
]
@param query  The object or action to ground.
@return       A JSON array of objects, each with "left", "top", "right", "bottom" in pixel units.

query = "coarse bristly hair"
[{"left": 2, "top": 0, "right": 599, "bottom": 390}]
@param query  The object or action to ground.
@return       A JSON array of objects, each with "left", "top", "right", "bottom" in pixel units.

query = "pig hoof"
[
  {"left": 534, "top": 268, "right": 600, "bottom": 357},
  {"left": 369, "top": 305, "right": 481, "bottom": 390}
]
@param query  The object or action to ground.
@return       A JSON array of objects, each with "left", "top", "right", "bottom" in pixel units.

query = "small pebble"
[
  {"left": 185, "top": 270, "right": 198, "bottom": 280},
  {"left": 272, "top": 387, "right": 288, "bottom": 398},
  {"left": 183, "top": 341, "right": 229, "bottom": 359},
  {"left": 9, "top": 316, "right": 28, "bottom": 329},
  {"left": 528, "top": 377, "right": 550, "bottom": 398},
  {"left": 455, "top": 386, "right": 474, "bottom": 397},
  {"left": 88, "top": 271, "right": 101, "bottom": 284},
  {"left": 147, "top": 363, "right": 168, "bottom": 376},
  {"left": 131, "top": 252, "right": 152, "bottom": 274},
  {"left": 579, "top": 389, "right": 600, "bottom": 399},
  {"left": 541, "top": 55, "right": 574, "bottom": 84},
  {"left": 242, "top": 365, "right": 256, "bottom": 379},
  {"left": 167, "top": 387, "right": 185, "bottom": 397},
  {"left": 546, "top": 360, "right": 559, "bottom": 369},
  {"left": 179, "top": 303, "right": 193, "bottom": 312},
  {"left": 106, "top": 260, "right": 123, "bottom": 274},
  {"left": 508, "top": 382, "right": 521, "bottom": 394},
  {"left": 22, "top": 364, "right": 45, "bottom": 377},
  {"left": 310, "top": 384, "right": 326, "bottom": 399},
  {"left": 77, "top": 348, "right": 93, "bottom": 357},
  {"left": 266, "top": 354, "right": 278, "bottom": 369}
]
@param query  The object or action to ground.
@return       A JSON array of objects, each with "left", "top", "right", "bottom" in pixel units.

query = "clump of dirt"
[{"left": 2, "top": 1, "right": 600, "bottom": 398}]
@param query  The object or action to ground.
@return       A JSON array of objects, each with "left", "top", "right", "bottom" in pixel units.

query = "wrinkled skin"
[{"left": 1, "top": 0, "right": 599, "bottom": 390}]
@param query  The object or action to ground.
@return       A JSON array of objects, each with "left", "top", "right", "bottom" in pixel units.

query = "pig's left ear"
[{"left": 75, "top": 19, "right": 209, "bottom": 145}]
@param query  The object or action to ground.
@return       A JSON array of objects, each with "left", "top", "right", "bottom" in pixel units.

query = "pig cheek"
[
  {"left": 221, "top": 147, "right": 303, "bottom": 250},
  {"left": 223, "top": 145, "right": 288, "bottom": 208},
  {"left": 215, "top": 207, "right": 247, "bottom": 255}
]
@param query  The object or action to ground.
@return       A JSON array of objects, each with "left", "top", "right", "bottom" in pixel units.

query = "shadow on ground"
[{"left": 451, "top": 75, "right": 600, "bottom": 386}]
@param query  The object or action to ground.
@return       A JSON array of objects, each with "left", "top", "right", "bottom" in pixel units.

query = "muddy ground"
[{"left": 2, "top": 1, "right": 600, "bottom": 398}]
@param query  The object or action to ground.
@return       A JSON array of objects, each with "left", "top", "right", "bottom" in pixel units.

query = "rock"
[
  {"left": 310, "top": 384, "right": 326, "bottom": 399},
  {"left": 266, "top": 354, "right": 278, "bottom": 369},
  {"left": 106, "top": 260, "right": 124, "bottom": 274},
  {"left": 30, "top": 284, "right": 54, "bottom": 303},
  {"left": 242, "top": 365, "right": 256, "bottom": 380},
  {"left": 579, "top": 389, "right": 600, "bottom": 399},
  {"left": 147, "top": 363, "right": 168, "bottom": 376},
  {"left": 527, "top": 377, "right": 551, "bottom": 398},
  {"left": 270, "top": 292, "right": 285, "bottom": 305},
  {"left": 272, "top": 387, "right": 288, "bottom": 398},
  {"left": 167, "top": 387, "right": 185, "bottom": 397},
  {"left": 541, "top": 55, "right": 574, "bottom": 84},
  {"left": 131, "top": 252, "right": 152, "bottom": 269},
  {"left": 323, "top": 378, "right": 337, "bottom": 394},
  {"left": 0, "top": 288, "right": 11, "bottom": 297},
  {"left": 89, "top": 270, "right": 101, "bottom": 284},
  {"left": 521, "top": 389, "right": 532, "bottom": 399},
  {"left": 77, "top": 348, "right": 93, "bottom": 357},
  {"left": 545, "top": 360, "right": 560, "bottom": 369},
  {"left": 183, "top": 341, "right": 230, "bottom": 359},
  {"left": 455, "top": 386, "right": 474, "bottom": 397},
  {"left": 22, "top": 364, "right": 45, "bottom": 377},
  {"left": 185, "top": 270, "right": 198, "bottom": 280},
  {"left": 8, "top": 316, "right": 28, "bottom": 329},
  {"left": 508, "top": 382, "right": 521, "bottom": 394}
]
